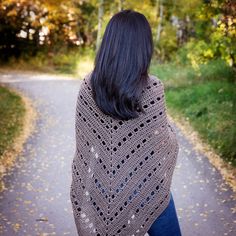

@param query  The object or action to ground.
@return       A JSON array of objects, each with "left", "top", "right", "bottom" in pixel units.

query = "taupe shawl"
[{"left": 70, "top": 72, "right": 179, "bottom": 236}]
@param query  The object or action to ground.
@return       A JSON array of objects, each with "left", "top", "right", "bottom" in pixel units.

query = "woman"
[{"left": 70, "top": 9, "right": 182, "bottom": 236}]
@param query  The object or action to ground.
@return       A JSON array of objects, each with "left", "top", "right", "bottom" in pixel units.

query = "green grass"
[
  {"left": 0, "top": 85, "right": 26, "bottom": 158},
  {"left": 150, "top": 60, "right": 236, "bottom": 167}
]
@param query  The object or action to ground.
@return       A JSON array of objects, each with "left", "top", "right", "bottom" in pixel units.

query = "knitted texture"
[{"left": 70, "top": 72, "right": 179, "bottom": 236}]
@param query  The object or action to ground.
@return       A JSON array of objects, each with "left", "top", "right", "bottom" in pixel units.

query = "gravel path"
[{"left": 0, "top": 73, "right": 235, "bottom": 236}]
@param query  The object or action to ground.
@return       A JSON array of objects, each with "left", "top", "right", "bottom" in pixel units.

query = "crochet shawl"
[{"left": 70, "top": 72, "right": 179, "bottom": 236}]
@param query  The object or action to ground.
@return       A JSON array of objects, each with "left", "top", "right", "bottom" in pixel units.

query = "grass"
[
  {"left": 150, "top": 60, "right": 236, "bottom": 167},
  {"left": 0, "top": 85, "right": 26, "bottom": 159},
  {"left": 0, "top": 47, "right": 95, "bottom": 79}
]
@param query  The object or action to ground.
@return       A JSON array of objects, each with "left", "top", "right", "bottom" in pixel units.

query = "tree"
[
  {"left": 96, "top": 0, "right": 104, "bottom": 54},
  {"left": 155, "top": 0, "right": 163, "bottom": 43}
]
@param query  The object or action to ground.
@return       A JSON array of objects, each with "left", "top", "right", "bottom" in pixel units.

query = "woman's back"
[{"left": 70, "top": 72, "right": 179, "bottom": 236}]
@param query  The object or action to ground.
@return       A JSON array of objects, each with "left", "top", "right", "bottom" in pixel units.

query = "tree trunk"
[
  {"left": 118, "top": 0, "right": 124, "bottom": 11},
  {"left": 156, "top": 0, "right": 163, "bottom": 43},
  {"left": 96, "top": 0, "right": 104, "bottom": 54}
]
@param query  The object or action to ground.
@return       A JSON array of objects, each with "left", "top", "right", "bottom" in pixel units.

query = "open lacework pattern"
[{"left": 70, "top": 72, "right": 179, "bottom": 236}]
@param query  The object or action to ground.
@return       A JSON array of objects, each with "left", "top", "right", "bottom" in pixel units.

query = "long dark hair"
[{"left": 90, "top": 9, "right": 154, "bottom": 121}]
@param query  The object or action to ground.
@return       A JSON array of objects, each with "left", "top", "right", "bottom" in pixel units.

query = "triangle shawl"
[{"left": 70, "top": 72, "right": 179, "bottom": 236}]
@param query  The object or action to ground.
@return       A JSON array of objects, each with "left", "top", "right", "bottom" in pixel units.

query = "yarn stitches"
[{"left": 70, "top": 72, "right": 179, "bottom": 236}]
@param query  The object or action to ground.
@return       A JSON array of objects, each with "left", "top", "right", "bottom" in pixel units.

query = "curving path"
[{"left": 0, "top": 72, "right": 235, "bottom": 236}]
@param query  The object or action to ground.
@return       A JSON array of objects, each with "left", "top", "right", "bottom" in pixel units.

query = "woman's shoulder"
[
  {"left": 77, "top": 71, "right": 93, "bottom": 93},
  {"left": 148, "top": 74, "right": 163, "bottom": 85},
  {"left": 147, "top": 74, "right": 165, "bottom": 94},
  {"left": 81, "top": 71, "right": 93, "bottom": 86}
]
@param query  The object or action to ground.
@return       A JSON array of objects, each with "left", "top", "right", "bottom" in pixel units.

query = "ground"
[{"left": 0, "top": 72, "right": 235, "bottom": 236}]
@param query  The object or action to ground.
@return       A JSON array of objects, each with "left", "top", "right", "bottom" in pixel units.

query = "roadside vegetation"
[
  {"left": 0, "top": 85, "right": 26, "bottom": 159},
  {"left": 150, "top": 59, "right": 236, "bottom": 167},
  {"left": 0, "top": 85, "right": 26, "bottom": 191}
]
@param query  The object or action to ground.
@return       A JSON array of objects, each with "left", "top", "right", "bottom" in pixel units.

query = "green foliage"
[
  {"left": 150, "top": 62, "right": 236, "bottom": 167},
  {"left": 154, "top": 21, "right": 178, "bottom": 62},
  {"left": 0, "top": 85, "right": 25, "bottom": 157},
  {"left": 184, "top": 28, "right": 236, "bottom": 75},
  {"left": 182, "top": 0, "right": 236, "bottom": 73},
  {"left": 165, "top": 80, "right": 236, "bottom": 166},
  {"left": 4, "top": 47, "right": 95, "bottom": 77},
  {"left": 198, "top": 59, "right": 235, "bottom": 82},
  {"left": 150, "top": 61, "right": 195, "bottom": 85},
  {"left": 186, "top": 39, "right": 214, "bottom": 70},
  {"left": 151, "top": 58, "right": 235, "bottom": 85}
]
